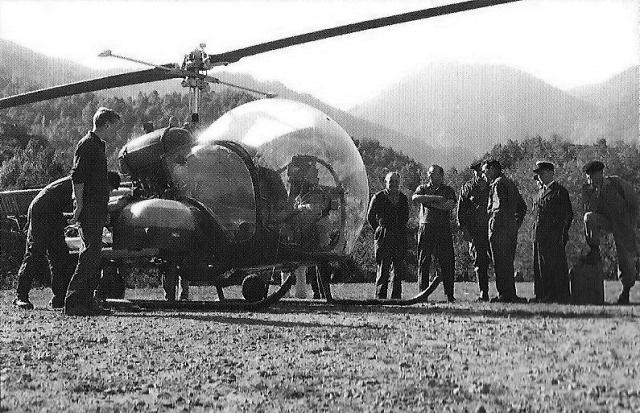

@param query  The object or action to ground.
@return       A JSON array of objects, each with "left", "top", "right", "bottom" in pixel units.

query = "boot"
[
  {"left": 13, "top": 297, "right": 34, "bottom": 310},
  {"left": 477, "top": 291, "right": 489, "bottom": 302},
  {"left": 616, "top": 287, "right": 630, "bottom": 305}
]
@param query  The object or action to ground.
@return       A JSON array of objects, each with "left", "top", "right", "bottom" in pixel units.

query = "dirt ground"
[{"left": 1, "top": 281, "right": 639, "bottom": 412}]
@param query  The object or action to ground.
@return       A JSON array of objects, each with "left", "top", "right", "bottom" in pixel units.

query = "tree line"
[{"left": 1, "top": 81, "right": 639, "bottom": 284}]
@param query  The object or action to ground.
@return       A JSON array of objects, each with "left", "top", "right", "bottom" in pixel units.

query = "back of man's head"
[{"left": 93, "top": 107, "right": 121, "bottom": 129}]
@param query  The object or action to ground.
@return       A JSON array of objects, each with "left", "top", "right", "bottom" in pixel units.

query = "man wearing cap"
[
  {"left": 413, "top": 165, "right": 457, "bottom": 302},
  {"left": 482, "top": 159, "right": 527, "bottom": 303},
  {"left": 457, "top": 161, "right": 491, "bottom": 301},
  {"left": 582, "top": 160, "right": 638, "bottom": 304},
  {"left": 531, "top": 161, "right": 573, "bottom": 303}
]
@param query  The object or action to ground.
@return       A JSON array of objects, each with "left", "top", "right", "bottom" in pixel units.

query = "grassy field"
[{"left": 1, "top": 281, "right": 639, "bottom": 412}]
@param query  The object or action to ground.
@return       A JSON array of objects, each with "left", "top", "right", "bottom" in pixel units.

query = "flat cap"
[
  {"left": 583, "top": 160, "right": 605, "bottom": 174},
  {"left": 470, "top": 161, "right": 483, "bottom": 171},
  {"left": 533, "top": 161, "right": 554, "bottom": 173}
]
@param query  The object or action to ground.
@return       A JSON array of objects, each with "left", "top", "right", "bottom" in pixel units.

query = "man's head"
[
  {"left": 533, "top": 161, "right": 554, "bottom": 185},
  {"left": 107, "top": 171, "right": 121, "bottom": 191},
  {"left": 583, "top": 160, "right": 605, "bottom": 187},
  {"left": 470, "top": 161, "right": 484, "bottom": 179},
  {"left": 481, "top": 159, "right": 502, "bottom": 182},
  {"left": 427, "top": 164, "right": 444, "bottom": 186},
  {"left": 92, "top": 107, "right": 121, "bottom": 140},
  {"left": 385, "top": 171, "right": 401, "bottom": 193}
]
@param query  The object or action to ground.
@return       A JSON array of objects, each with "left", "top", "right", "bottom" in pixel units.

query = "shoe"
[
  {"left": 13, "top": 297, "right": 34, "bottom": 310},
  {"left": 617, "top": 288, "right": 630, "bottom": 305},
  {"left": 510, "top": 296, "right": 527, "bottom": 303},
  {"left": 490, "top": 296, "right": 506, "bottom": 303},
  {"left": 446, "top": 295, "right": 455, "bottom": 303},
  {"left": 477, "top": 292, "right": 489, "bottom": 302},
  {"left": 48, "top": 297, "right": 64, "bottom": 310},
  {"left": 179, "top": 295, "right": 189, "bottom": 301}
]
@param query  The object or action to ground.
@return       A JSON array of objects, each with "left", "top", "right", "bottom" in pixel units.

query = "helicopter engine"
[{"left": 118, "top": 126, "right": 192, "bottom": 197}]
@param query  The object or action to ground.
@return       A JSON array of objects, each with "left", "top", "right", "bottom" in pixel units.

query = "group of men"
[
  {"left": 368, "top": 159, "right": 638, "bottom": 305},
  {"left": 13, "top": 107, "right": 123, "bottom": 316}
]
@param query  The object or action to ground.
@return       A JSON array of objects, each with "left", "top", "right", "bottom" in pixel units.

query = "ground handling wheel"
[{"left": 242, "top": 274, "right": 268, "bottom": 302}]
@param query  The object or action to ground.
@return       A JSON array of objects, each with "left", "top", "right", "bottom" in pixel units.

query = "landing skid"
[{"left": 103, "top": 272, "right": 296, "bottom": 311}]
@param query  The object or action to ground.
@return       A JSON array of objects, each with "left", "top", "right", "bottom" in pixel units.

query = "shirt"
[
  {"left": 32, "top": 176, "right": 73, "bottom": 214},
  {"left": 71, "top": 131, "right": 109, "bottom": 209},
  {"left": 487, "top": 174, "right": 527, "bottom": 228},
  {"left": 414, "top": 183, "right": 456, "bottom": 226}
]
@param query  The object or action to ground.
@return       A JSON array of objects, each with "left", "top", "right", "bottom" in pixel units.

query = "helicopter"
[{"left": 0, "top": 0, "right": 520, "bottom": 309}]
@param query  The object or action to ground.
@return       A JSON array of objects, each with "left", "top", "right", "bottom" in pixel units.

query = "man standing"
[
  {"left": 482, "top": 160, "right": 527, "bottom": 303},
  {"left": 582, "top": 160, "right": 638, "bottom": 304},
  {"left": 457, "top": 161, "right": 490, "bottom": 301},
  {"left": 64, "top": 107, "right": 121, "bottom": 316},
  {"left": 13, "top": 172, "right": 122, "bottom": 310},
  {"left": 413, "top": 165, "right": 457, "bottom": 302},
  {"left": 531, "top": 161, "right": 573, "bottom": 303},
  {"left": 367, "top": 172, "right": 409, "bottom": 299}
]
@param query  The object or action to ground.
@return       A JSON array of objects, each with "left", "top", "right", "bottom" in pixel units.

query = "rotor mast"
[{"left": 181, "top": 43, "right": 211, "bottom": 123}]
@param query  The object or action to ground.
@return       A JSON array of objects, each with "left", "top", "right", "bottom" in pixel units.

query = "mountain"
[
  {"left": 350, "top": 62, "right": 638, "bottom": 153},
  {"left": 1, "top": 39, "right": 466, "bottom": 167},
  {"left": 569, "top": 66, "right": 639, "bottom": 144}
]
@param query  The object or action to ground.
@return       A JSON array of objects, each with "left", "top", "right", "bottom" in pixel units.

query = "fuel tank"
[
  {"left": 118, "top": 127, "right": 192, "bottom": 179},
  {"left": 112, "top": 199, "right": 198, "bottom": 252}
]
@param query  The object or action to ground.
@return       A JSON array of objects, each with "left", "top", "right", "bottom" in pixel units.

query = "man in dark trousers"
[
  {"left": 65, "top": 107, "right": 121, "bottom": 316},
  {"left": 482, "top": 159, "right": 527, "bottom": 303},
  {"left": 413, "top": 165, "right": 457, "bottom": 302},
  {"left": 367, "top": 172, "right": 409, "bottom": 299},
  {"left": 531, "top": 161, "right": 573, "bottom": 303},
  {"left": 582, "top": 160, "right": 638, "bottom": 304},
  {"left": 13, "top": 172, "right": 122, "bottom": 310},
  {"left": 457, "top": 161, "right": 491, "bottom": 301}
]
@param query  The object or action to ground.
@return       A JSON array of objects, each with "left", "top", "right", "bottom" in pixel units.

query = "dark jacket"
[
  {"left": 367, "top": 190, "right": 409, "bottom": 258},
  {"left": 457, "top": 175, "right": 489, "bottom": 231},
  {"left": 533, "top": 181, "right": 573, "bottom": 243},
  {"left": 71, "top": 132, "right": 109, "bottom": 213},
  {"left": 487, "top": 174, "right": 527, "bottom": 232}
]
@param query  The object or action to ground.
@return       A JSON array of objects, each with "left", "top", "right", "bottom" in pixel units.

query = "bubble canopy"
[{"left": 188, "top": 98, "right": 369, "bottom": 254}]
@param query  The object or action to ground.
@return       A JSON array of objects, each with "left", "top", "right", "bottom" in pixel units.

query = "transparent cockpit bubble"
[{"left": 194, "top": 99, "right": 369, "bottom": 254}]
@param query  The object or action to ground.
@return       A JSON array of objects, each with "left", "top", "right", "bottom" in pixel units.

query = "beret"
[{"left": 583, "top": 160, "right": 605, "bottom": 174}]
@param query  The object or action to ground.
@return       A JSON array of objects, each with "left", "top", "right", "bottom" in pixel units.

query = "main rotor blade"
[
  {"left": 208, "top": 0, "right": 521, "bottom": 64},
  {"left": 0, "top": 67, "right": 180, "bottom": 109}
]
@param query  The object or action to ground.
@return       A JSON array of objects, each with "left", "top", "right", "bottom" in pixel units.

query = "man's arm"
[
  {"left": 514, "top": 186, "right": 527, "bottom": 228},
  {"left": 367, "top": 194, "right": 378, "bottom": 230},
  {"left": 70, "top": 183, "right": 84, "bottom": 224},
  {"left": 412, "top": 194, "right": 445, "bottom": 204}
]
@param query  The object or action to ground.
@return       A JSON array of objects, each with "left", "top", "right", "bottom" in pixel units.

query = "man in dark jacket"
[
  {"left": 413, "top": 165, "right": 457, "bottom": 302},
  {"left": 582, "top": 160, "right": 638, "bottom": 304},
  {"left": 367, "top": 172, "right": 409, "bottom": 299},
  {"left": 13, "top": 172, "right": 122, "bottom": 310},
  {"left": 65, "top": 107, "right": 121, "bottom": 316},
  {"left": 482, "top": 160, "right": 527, "bottom": 303},
  {"left": 531, "top": 161, "right": 573, "bottom": 303},
  {"left": 457, "top": 161, "right": 490, "bottom": 301}
]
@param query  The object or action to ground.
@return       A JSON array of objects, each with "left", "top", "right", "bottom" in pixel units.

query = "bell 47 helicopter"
[{"left": 0, "top": 0, "right": 520, "bottom": 309}]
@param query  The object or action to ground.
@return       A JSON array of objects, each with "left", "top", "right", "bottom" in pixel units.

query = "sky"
[{"left": 0, "top": 0, "right": 638, "bottom": 110}]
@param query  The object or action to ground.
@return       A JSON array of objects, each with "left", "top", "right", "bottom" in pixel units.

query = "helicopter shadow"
[
  {"left": 113, "top": 311, "right": 367, "bottom": 329},
  {"left": 112, "top": 299, "right": 639, "bottom": 322}
]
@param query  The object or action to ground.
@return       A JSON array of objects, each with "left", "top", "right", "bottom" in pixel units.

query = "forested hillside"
[{"left": 1, "top": 83, "right": 639, "bottom": 285}]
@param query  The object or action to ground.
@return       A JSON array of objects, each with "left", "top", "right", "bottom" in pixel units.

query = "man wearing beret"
[
  {"left": 531, "top": 161, "right": 573, "bottom": 303},
  {"left": 482, "top": 159, "right": 527, "bottom": 303},
  {"left": 457, "top": 161, "right": 491, "bottom": 301},
  {"left": 582, "top": 160, "right": 638, "bottom": 304}
]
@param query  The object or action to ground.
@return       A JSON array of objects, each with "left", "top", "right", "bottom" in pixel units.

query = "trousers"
[{"left": 584, "top": 212, "right": 638, "bottom": 288}]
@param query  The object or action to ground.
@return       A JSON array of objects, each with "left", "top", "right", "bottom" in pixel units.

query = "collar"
[
  {"left": 426, "top": 182, "right": 441, "bottom": 191},
  {"left": 543, "top": 180, "right": 555, "bottom": 190}
]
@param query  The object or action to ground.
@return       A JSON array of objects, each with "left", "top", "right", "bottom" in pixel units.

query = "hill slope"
[{"left": 350, "top": 62, "right": 637, "bottom": 150}]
